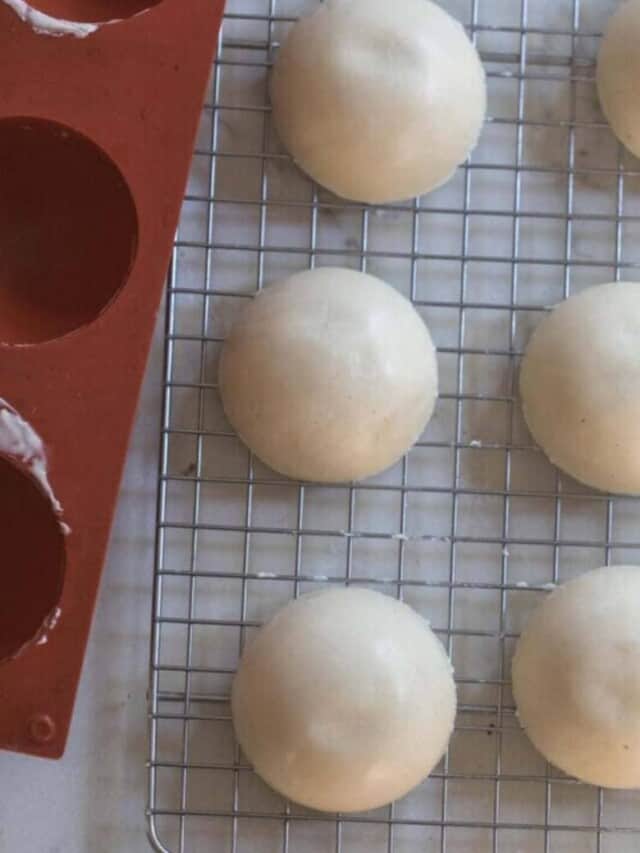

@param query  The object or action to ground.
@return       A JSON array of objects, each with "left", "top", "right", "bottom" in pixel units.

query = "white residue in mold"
[
  {"left": 2, "top": 0, "right": 157, "bottom": 38},
  {"left": 0, "top": 398, "right": 69, "bottom": 534},
  {"left": 1, "top": 0, "right": 99, "bottom": 36},
  {"left": 33, "top": 605, "right": 63, "bottom": 651},
  {"left": 0, "top": 400, "right": 62, "bottom": 513},
  {"left": 515, "top": 581, "right": 529, "bottom": 589},
  {"left": 469, "top": 440, "right": 483, "bottom": 448},
  {"left": 45, "top": 606, "right": 62, "bottom": 631},
  {"left": 542, "top": 582, "right": 557, "bottom": 591}
]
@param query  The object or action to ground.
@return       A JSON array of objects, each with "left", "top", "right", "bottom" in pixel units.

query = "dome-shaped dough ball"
[
  {"left": 597, "top": 0, "right": 640, "bottom": 158},
  {"left": 520, "top": 282, "right": 640, "bottom": 494},
  {"left": 232, "top": 587, "right": 456, "bottom": 812},
  {"left": 512, "top": 566, "right": 640, "bottom": 788},
  {"left": 270, "top": 0, "right": 486, "bottom": 203},
  {"left": 219, "top": 267, "right": 438, "bottom": 483}
]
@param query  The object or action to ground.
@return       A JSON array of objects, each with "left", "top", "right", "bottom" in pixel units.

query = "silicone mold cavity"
[
  {"left": 0, "top": 455, "right": 66, "bottom": 663},
  {"left": 0, "top": 118, "right": 138, "bottom": 345}
]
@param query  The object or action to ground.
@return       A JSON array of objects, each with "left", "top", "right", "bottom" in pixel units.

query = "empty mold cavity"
[
  {"left": 4, "top": 0, "right": 160, "bottom": 27},
  {"left": 0, "top": 118, "right": 138, "bottom": 345},
  {"left": 0, "top": 456, "right": 66, "bottom": 663}
]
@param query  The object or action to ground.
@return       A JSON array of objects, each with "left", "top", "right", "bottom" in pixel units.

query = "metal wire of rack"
[{"left": 147, "top": 1, "right": 640, "bottom": 851}]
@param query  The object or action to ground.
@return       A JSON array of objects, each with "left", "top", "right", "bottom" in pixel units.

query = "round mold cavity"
[
  {"left": 16, "top": 0, "right": 160, "bottom": 23},
  {"left": 0, "top": 117, "right": 138, "bottom": 345},
  {"left": 0, "top": 455, "right": 66, "bottom": 664}
]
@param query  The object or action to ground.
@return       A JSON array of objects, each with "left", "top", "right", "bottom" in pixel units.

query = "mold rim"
[{"left": 1, "top": 0, "right": 161, "bottom": 37}]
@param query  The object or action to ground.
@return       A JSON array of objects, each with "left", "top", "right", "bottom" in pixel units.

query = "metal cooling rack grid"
[{"left": 148, "top": 1, "right": 640, "bottom": 851}]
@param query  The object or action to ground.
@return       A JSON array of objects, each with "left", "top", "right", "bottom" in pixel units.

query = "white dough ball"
[
  {"left": 219, "top": 267, "right": 438, "bottom": 483},
  {"left": 512, "top": 566, "right": 640, "bottom": 788},
  {"left": 270, "top": 0, "right": 486, "bottom": 203},
  {"left": 232, "top": 587, "right": 456, "bottom": 812},
  {"left": 597, "top": 0, "right": 640, "bottom": 158},
  {"left": 520, "top": 282, "right": 640, "bottom": 494}
]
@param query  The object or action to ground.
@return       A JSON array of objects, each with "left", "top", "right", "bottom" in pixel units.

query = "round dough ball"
[
  {"left": 512, "top": 566, "right": 640, "bottom": 788},
  {"left": 520, "top": 282, "right": 640, "bottom": 494},
  {"left": 270, "top": 0, "right": 486, "bottom": 204},
  {"left": 232, "top": 587, "right": 456, "bottom": 812},
  {"left": 597, "top": 0, "right": 640, "bottom": 158},
  {"left": 219, "top": 267, "right": 438, "bottom": 483}
]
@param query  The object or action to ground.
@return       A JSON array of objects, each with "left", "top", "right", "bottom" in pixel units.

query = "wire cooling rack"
[{"left": 147, "top": 1, "right": 640, "bottom": 850}]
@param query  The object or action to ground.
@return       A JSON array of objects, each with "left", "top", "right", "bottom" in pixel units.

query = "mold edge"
[
  {"left": 0, "top": 397, "right": 69, "bottom": 533},
  {"left": 1, "top": 0, "right": 100, "bottom": 36}
]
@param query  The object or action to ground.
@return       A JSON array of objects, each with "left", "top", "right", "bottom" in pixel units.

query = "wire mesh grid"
[{"left": 147, "top": 0, "right": 640, "bottom": 850}]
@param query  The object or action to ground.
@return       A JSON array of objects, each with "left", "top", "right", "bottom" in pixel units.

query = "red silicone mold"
[{"left": 0, "top": 0, "right": 225, "bottom": 758}]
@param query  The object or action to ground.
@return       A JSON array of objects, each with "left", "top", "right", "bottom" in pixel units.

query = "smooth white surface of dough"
[
  {"left": 512, "top": 566, "right": 640, "bottom": 789},
  {"left": 597, "top": 0, "right": 640, "bottom": 158},
  {"left": 520, "top": 282, "right": 640, "bottom": 494},
  {"left": 231, "top": 587, "right": 457, "bottom": 813},
  {"left": 219, "top": 267, "right": 438, "bottom": 483},
  {"left": 270, "top": 0, "right": 486, "bottom": 204}
]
